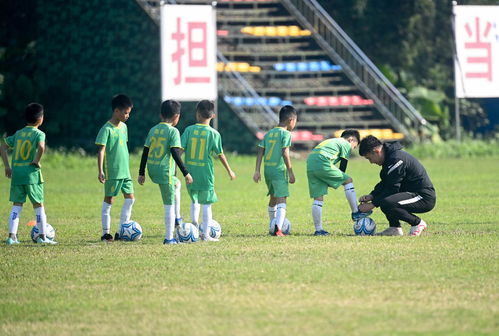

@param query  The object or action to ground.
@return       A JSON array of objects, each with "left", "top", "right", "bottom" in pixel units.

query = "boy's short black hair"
[
  {"left": 161, "top": 100, "right": 181, "bottom": 119},
  {"left": 279, "top": 105, "right": 297, "bottom": 123},
  {"left": 340, "top": 129, "right": 360, "bottom": 143},
  {"left": 196, "top": 100, "right": 215, "bottom": 119},
  {"left": 111, "top": 94, "right": 133, "bottom": 111},
  {"left": 25, "top": 103, "right": 44, "bottom": 124},
  {"left": 359, "top": 135, "right": 383, "bottom": 156}
]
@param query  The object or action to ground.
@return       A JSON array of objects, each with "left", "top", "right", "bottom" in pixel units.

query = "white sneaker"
[
  {"left": 409, "top": 220, "right": 427, "bottom": 236},
  {"left": 36, "top": 237, "right": 58, "bottom": 245},
  {"left": 376, "top": 227, "right": 403, "bottom": 236},
  {"left": 202, "top": 235, "right": 219, "bottom": 242}
]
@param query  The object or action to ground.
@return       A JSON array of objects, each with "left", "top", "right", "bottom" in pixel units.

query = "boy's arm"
[
  {"left": 0, "top": 142, "right": 12, "bottom": 178},
  {"left": 97, "top": 145, "right": 106, "bottom": 184},
  {"left": 253, "top": 146, "right": 264, "bottom": 183},
  {"left": 339, "top": 158, "right": 348, "bottom": 172},
  {"left": 282, "top": 147, "right": 295, "bottom": 184},
  {"left": 171, "top": 147, "right": 192, "bottom": 184},
  {"left": 31, "top": 141, "right": 45, "bottom": 168},
  {"left": 138, "top": 146, "right": 149, "bottom": 185},
  {"left": 218, "top": 153, "right": 236, "bottom": 180}
]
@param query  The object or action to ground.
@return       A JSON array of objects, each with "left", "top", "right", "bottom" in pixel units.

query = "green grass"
[{"left": 0, "top": 155, "right": 498, "bottom": 335}]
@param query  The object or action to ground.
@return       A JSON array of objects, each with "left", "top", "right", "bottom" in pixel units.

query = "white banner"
[
  {"left": 161, "top": 5, "right": 217, "bottom": 101},
  {"left": 454, "top": 5, "right": 499, "bottom": 98}
]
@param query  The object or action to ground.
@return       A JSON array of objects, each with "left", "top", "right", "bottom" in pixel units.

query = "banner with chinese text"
[
  {"left": 161, "top": 5, "right": 217, "bottom": 101},
  {"left": 454, "top": 6, "right": 499, "bottom": 98}
]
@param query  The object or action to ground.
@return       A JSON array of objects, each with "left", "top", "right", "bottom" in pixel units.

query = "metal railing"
[
  {"left": 135, "top": 0, "right": 278, "bottom": 134},
  {"left": 281, "top": 0, "right": 428, "bottom": 141}
]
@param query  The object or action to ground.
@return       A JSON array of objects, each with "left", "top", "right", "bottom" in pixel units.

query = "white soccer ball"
[
  {"left": 269, "top": 218, "right": 291, "bottom": 235},
  {"left": 119, "top": 221, "right": 143, "bottom": 241},
  {"left": 199, "top": 219, "right": 222, "bottom": 239},
  {"left": 31, "top": 223, "right": 56, "bottom": 242},
  {"left": 175, "top": 223, "right": 199, "bottom": 243},
  {"left": 353, "top": 217, "right": 376, "bottom": 236}
]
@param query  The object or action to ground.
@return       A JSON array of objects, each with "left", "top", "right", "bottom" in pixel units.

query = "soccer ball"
[
  {"left": 119, "top": 221, "right": 143, "bottom": 241},
  {"left": 175, "top": 223, "right": 199, "bottom": 243},
  {"left": 353, "top": 217, "right": 376, "bottom": 236},
  {"left": 199, "top": 219, "right": 222, "bottom": 239},
  {"left": 269, "top": 218, "right": 291, "bottom": 235},
  {"left": 31, "top": 223, "right": 56, "bottom": 242}
]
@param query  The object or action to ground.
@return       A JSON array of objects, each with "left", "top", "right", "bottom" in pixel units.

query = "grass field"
[{"left": 0, "top": 154, "right": 498, "bottom": 335}]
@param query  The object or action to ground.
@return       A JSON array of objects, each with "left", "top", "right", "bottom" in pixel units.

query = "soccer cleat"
[
  {"left": 36, "top": 237, "right": 58, "bottom": 245},
  {"left": 314, "top": 230, "right": 330, "bottom": 236},
  {"left": 376, "top": 227, "right": 403, "bottom": 236},
  {"left": 202, "top": 235, "right": 219, "bottom": 242},
  {"left": 275, "top": 229, "right": 285, "bottom": 237},
  {"left": 351, "top": 210, "right": 373, "bottom": 221},
  {"left": 163, "top": 238, "right": 178, "bottom": 245},
  {"left": 409, "top": 220, "right": 427, "bottom": 236},
  {"left": 114, "top": 232, "right": 121, "bottom": 241},
  {"left": 174, "top": 217, "right": 184, "bottom": 227},
  {"left": 5, "top": 237, "right": 20, "bottom": 245},
  {"left": 101, "top": 233, "right": 114, "bottom": 242}
]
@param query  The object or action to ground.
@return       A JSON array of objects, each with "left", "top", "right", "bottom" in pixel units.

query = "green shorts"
[
  {"left": 307, "top": 168, "right": 350, "bottom": 198},
  {"left": 264, "top": 176, "right": 289, "bottom": 198},
  {"left": 158, "top": 183, "right": 175, "bottom": 205},
  {"left": 10, "top": 183, "right": 44, "bottom": 204},
  {"left": 104, "top": 178, "right": 134, "bottom": 197},
  {"left": 187, "top": 187, "right": 217, "bottom": 204},
  {"left": 172, "top": 176, "right": 179, "bottom": 186}
]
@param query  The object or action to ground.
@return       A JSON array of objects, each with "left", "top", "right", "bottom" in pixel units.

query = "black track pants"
[{"left": 378, "top": 192, "right": 436, "bottom": 227}]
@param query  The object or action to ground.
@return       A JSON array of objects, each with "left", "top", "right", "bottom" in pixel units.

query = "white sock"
[
  {"left": 312, "top": 200, "right": 324, "bottom": 231},
  {"left": 8, "top": 205, "right": 23, "bottom": 236},
  {"left": 202, "top": 204, "right": 212, "bottom": 237},
  {"left": 164, "top": 205, "right": 175, "bottom": 240},
  {"left": 120, "top": 198, "right": 135, "bottom": 225},
  {"left": 191, "top": 202, "right": 200, "bottom": 226},
  {"left": 268, "top": 206, "right": 277, "bottom": 221},
  {"left": 175, "top": 181, "right": 181, "bottom": 219},
  {"left": 35, "top": 206, "right": 47, "bottom": 236},
  {"left": 344, "top": 183, "right": 358, "bottom": 212},
  {"left": 102, "top": 202, "right": 112, "bottom": 235},
  {"left": 275, "top": 203, "right": 286, "bottom": 231}
]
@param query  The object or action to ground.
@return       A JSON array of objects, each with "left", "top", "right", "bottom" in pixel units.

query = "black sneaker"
[
  {"left": 101, "top": 233, "right": 113, "bottom": 242},
  {"left": 174, "top": 217, "right": 184, "bottom": 228},
  {"left": 114, "top": 232, "right": 121, "bottom": 241}
]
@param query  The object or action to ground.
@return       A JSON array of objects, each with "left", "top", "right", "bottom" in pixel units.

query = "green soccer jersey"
[
  {"left": 307, "top": 138, "right": 352, "bottom": 171},
  {"left": 95, "top": 121, "right": 130, "bottom": 180},
  {"left": 181, "top": 124, "right": 223, "bottom": 191},
  {"left": 144, "top": 122, "right": 181, "bottom": 185},
  {"left": 4, "top": 126, "right": 45, "bottom": 185},
  {"left": 258, "top": 127, "right": 292, "bottom": 179}
]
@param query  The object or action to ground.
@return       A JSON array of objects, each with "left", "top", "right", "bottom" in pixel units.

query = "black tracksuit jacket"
[{"left": 370, "top": 142, "right": 436, "bottom": 207}]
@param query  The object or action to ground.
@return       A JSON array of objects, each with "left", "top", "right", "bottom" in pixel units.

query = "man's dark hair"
[
  {"left": 279, "top": 105, "right": 297, "bottom": 123},
  {"left": 340, "top": 129, "right": 360, "bottom": 143},
  {"left": 25, "top": 103, "right": 44, "bottom": 124},
  {"left": 359, "top": 135, "right": 383, "bottom": 156},
  {"left": 111, "top": 94, "right": 133, "bottom": 111},
  {"left": 161, "top": 100, "right": 181, "bottom": 119},
  {"left": 196, "top": 100, "right": 215, "bottom": 119}
]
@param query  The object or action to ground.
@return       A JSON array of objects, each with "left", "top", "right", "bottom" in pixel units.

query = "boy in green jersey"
[
  {"left": 138, "top": 100, "right": 193, "bottom": 245},
  {"left": 306, "top": 130, "right": 371, "bottom": 236},
  {"left": 95, "top": 94, "right": 135, "bottom": 242},
  {"left": 253, "top": 105, "right": 297, "bottom": 237},
  {"left": 180, "top": 100, "right": 236, "bottom": 242},
  {"left": 0, "top": 103, "right": 57, "bottom": 244}
]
